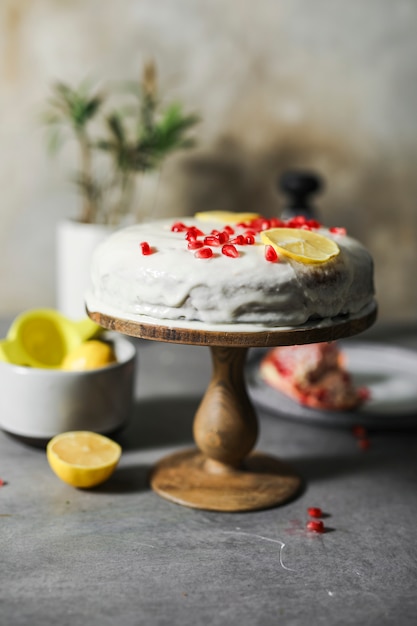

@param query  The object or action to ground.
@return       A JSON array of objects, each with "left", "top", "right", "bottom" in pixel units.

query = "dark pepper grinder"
[{"left": 278, "top": 170, "right": 324, "bottom": 220}]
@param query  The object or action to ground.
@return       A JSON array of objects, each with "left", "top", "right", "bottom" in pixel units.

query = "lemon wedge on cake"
[{"left": 260, "top": 228, "right": 340, "bottom": 264}]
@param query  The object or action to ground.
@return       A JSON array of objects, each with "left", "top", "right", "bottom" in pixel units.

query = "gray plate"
[{"left": 246, "top": 342, "right": 417, "bottom": 429}]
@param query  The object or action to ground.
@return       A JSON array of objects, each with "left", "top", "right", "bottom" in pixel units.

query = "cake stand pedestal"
[{"left": 87, "top": 303, "right": 377, "bottom": 512}]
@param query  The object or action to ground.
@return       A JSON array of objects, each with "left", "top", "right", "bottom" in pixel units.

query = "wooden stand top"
[{"left": 87, "top": 300, "right": 377, "bottom": 348}]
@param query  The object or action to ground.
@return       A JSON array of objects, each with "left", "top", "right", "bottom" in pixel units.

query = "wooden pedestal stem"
[
  {"left": 149, "top": 345, "right": 302, "bottom": 511},
  {"left": 193, "top": 346, "right": 257, "bottom": 472}
]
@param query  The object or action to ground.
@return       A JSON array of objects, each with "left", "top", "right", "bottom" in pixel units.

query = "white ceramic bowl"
[{"left": 0, "top": 335, "right": 136, "bottom": 442}]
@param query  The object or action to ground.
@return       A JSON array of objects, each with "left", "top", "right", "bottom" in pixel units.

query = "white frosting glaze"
[{"left": 88, "top": 216, "right": 375, "bottom": 328}]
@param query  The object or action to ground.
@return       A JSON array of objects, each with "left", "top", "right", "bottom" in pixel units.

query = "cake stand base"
[{"left": 150, "top": 448, "right": 302, "bottom": 512}]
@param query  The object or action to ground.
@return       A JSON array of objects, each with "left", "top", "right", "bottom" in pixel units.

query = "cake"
[
  {"left": 260, "top": 342, "right": 370, "bottom": 410},
  {"left": 88, "top": 212, "right": 375, "bottom": 327}
]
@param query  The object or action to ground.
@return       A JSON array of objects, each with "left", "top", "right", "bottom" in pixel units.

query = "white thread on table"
[{"left": 221, "top": 531, "right": 296, "bottom": 571}]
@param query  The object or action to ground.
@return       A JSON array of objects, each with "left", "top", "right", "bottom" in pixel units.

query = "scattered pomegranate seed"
[
  {"left": 222, "top": 244, "right": 239, "bottom": 258},
  {"left": 308, "top": 507, "right": 323, "bottom": 518},
  {"left": 187, "top": 240, "right": 204, "bottom": 250},
  {"left": 265, "top": 245, "right": 279, "bottom": 262},
  {"left": 194, "top": 247, "right": 213, "bottom": 259},
  {"left": 204, "top": 235, "right": 222, "bottom": 247},
  {"left": 352, "top": 425, "right": 367, "bottom": 438},
  {"left": 217, "top": 231, "right": 229, "bottom": 244},
  {"left": 171, "top": 221, "right": 188, "bottom": 232},
  {"left": 307, "top": 219, "right": 321, "bottom": 229},
  {"left": 230, "top": 235, "right": 245, "bottom": 246},
  {"left": 287, "top": 216, "right": 306, "bottom": 228},
  {"left": 139, "top": 241, "right": 153, "bottom": 255},
  {"left": 185, "top": 227, "right": 204, "bottom": 241},
  {"left": 224, "top": 225, "right": 235, "bottom": 235},
  {"left": 352, "top": 424, "right": 371, "bottom": 451},
  {"left": 0, "top": 478, "right": 4, "bottom": 487},
  {"left": 329, "top": 226, "right": 347, "bottom": 236},
  {"left": 307, "top": 520, "right": 325, "bottom": 533},
  {"left": 245, "top": 234, "right": 255, "bottom": 245},
  {"left": 270, "top": 217, "right": 285, "bottom": 228},
  {"left": 358, "top": 438, "right": 371, "bottom": 450}
]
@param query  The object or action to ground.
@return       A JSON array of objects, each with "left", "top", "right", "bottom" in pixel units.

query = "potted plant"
[{"left": 43, "top": 61, "right": 199, "bottom": 318}]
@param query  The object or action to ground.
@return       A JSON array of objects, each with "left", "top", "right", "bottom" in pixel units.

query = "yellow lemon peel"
[
  {"left": 194, "top": 211, "right": 260, "bottom": 223},
  {"left": 46, "top": 431, "right": 121, "bottom": 488},
  {"left": 260, "top": 228, "right": 340, "bottom": 264},
  {"left": 61, "top": 340, "right": 116, "bottom": 371}
]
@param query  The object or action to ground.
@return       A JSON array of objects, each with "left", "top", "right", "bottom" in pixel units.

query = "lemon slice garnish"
[
  {"left": 61, "top": 340, "right": 116, "bottom": 371},
  {"left": 260, "top": 228, "right": 340, "bottom": 264},
  {"left": 46, "top": 431, "right": 121, "bottom": 488},
  {"left": 194, "top": 211, "right": 260, "bottom": 223}
]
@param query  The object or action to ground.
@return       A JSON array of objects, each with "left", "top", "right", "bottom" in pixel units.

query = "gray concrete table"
[{"left": 1, "top": 320, "right": 417, "bottom": 626}]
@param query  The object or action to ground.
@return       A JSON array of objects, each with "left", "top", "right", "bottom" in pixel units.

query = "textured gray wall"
[{"left": 0, "top": 0, "right": 416, "bottom": 322}]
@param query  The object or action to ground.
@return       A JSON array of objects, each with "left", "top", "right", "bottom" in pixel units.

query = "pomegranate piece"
[
  {"left": 307, "top": 507, "right": 323, "bottom": 518},
  {"left": 222, "top": 244, "right": 239, "bottom": 258},
  {"left": 265, "top": 245, "right": 279, "bottom": 262},
  {"left": 139, "top": 241, "right": 153, "bottom": 255},
  {"left": 187, "top": 240, "right": 204, "bottom": 250},
  {"left": 194, "top": 247, "right": 213, "bottom": 259},
  {"left": 307, "top": 520, "right": 325, "bottom": 533}
]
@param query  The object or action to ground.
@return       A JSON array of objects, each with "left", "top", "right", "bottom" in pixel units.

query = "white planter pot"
[{"left": 56, "top": 220, "right": 113, "bottom": 320}]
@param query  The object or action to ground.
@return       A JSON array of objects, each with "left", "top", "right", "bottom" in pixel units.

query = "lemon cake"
[{"left": 88, "top": 212, "right": 374, "bottom": 327}]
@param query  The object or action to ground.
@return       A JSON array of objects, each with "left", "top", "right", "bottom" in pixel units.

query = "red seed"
[
  {"left": 230, "top": 235, "right": 245, "bottom": 246},
  {"left": 224, "top": 225, "right": 235, "bottom": 235},
  {"left": 139, "top": 241, "right": 152, "bottom": 255},
  {"left": 245, "top": 234, "right": 255, "bottom": 245},
  {"left": 185, "top": 227, "right": 204, "bottom": 241},
  {"left": 306, "top": 219, "right": 321, "bottom": 229},
  {"left": 211, "top": 230, "right": 229, "bottom": 244},
  {"left": 329, "top": 226, "right": 347, "bottom": 236},
  {"left": 308, "top": 507, "right": 323, "bottom": 518},
  {"left": 352, "top": 425, "right": 367, "bottom": 438},
  {"left": 269, "top": 217, "right": 285, "bottom": 228},
  {"left": 194, "top": 247, "right": 213, "bottom": 259},
  {"left": 187, "top": 240, "right": 204, "bottom": 250},
  {"left": 265, "top": 245, "right": 279, "bottom": 262},
  {"left": 307, "top": 520, "right": 325, "bottom": 533},
  {"left": 222, "top": 244, "right": 239, "bottom": 258},
  {"left": 287, "top": 216, "right": 306, "bottom": 228},
  {"left": 204, "top": 235, "right": 221, "bottom": 247},
  {"left": 358, "top": 438, "right": 371, "bottom": 450},
  {"left": 0, "top": 478, "right": 4, "bottom": 487},
  {"left": 171, "top": 221, "right": 188, "bottom": 232}
]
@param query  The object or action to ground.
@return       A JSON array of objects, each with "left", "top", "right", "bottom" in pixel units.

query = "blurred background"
[{"left": 0, "top": 0, "right": 416, "bottom": 324}]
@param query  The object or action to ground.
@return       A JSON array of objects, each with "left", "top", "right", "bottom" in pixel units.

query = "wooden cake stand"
[{"left": 88, "top": 303, "right": 377, "bottom": 512}]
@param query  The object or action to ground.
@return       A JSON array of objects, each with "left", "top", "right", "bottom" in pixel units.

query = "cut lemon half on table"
[
  {"left": 260, "top": 228, "right": 340, "bottom": 264},
  {"left": 194, "top": 210, "right": 260, "bottom": 223},
  {"left": 46, "top": 431, "right": 122, "bottom": 488}
]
